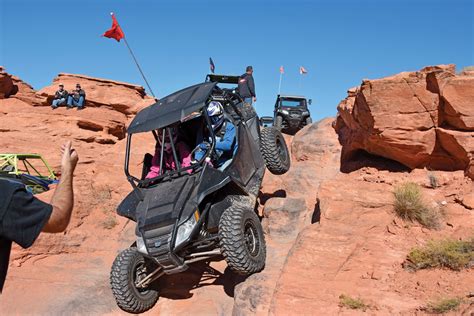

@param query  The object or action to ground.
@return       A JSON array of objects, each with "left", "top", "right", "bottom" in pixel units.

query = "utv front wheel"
[
  {"left": 110, "top": 247, "right": 159, "bottom": 314},
  {"left": 260, "top": 127, "right": 290, "bottom": 175},
  {"left": 219, "top": 205, "right": 266, "bottom": 275}
]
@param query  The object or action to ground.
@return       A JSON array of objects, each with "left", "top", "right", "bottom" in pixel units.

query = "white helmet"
[{"left": 206, "top": 101, "right": 224, "bottom": 130}]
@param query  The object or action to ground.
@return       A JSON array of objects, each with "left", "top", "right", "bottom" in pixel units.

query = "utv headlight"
[
  {"left": 281, "top": 110, "right": 289, "bottom": 115},
  {"left": 136, "top": 236, "right": 148, "bottom": 255},
  {"left": 302, "top": 111, "right": 309, "bottom": 116},
  {"left": 175, "top": 210, "right": 200, "bottom": 247}
]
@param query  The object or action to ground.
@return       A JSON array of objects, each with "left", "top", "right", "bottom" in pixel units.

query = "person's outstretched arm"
[{"left": 42, "top": 141, "right": 79, "bottom": 233}]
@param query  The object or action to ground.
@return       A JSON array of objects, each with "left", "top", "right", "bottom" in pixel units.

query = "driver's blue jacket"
[{"left": 194, "top": 122, "right": 236, "bottom": 167}]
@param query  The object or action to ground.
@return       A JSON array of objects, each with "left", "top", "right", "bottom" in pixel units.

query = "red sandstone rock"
[
  {"left": 270, "top": 169, "right": 474, "bottom": 315},
  {"left": 10, "top": 74, "right": 45, "bottom": 106},
  {"left": 2, "top": 67, "right": 473, "bottom": 315},
  {"left": 36, "top": 73, "right": 155, "bottom": 114},
  {"left": 441, "top": 72, "right": 474, "bottom": 130},
  {"left": 335, "top": 64, "right": 474, "bottom": 179},
  {"left": 0, "top": 67, "right": 14, "bottom": 98}
]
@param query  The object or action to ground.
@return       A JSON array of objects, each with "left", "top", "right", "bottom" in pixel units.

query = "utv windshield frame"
[
  {"left": 124, "top": 109, "right": 217, "bottom": 192},
  {"left": 276, "top": 97, "right": 308, "bottom": 109},
  {"left": 124, "top": 81, "right": 245, "bottom": 197}
]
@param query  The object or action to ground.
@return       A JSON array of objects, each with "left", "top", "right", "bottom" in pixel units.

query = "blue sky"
[{"left": 0, "top": 0, "right": 472, "bottom": 120}]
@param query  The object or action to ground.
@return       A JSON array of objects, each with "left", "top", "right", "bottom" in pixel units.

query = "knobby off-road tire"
[
  {"left": 260, "top": 127, "right": 290, "bottom": 175},
  {"left": 110, "top": 247, "right": 159, "bottom": 314},
  {"left": 275, "top": 115, "right": 283, "bottom": 130},
  {"left": 219, "top": 205, "right": 266, "bottom": 275},
  {"left": 306, "top": 117, "right": 313, "bottom": 125}
]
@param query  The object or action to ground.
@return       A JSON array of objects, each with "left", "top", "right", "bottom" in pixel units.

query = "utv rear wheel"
[
  {"left": 219, "top": 205, "right": 266, "bottom": 275},
  {"left": 275, "top": 115, "right": 283, "bottom": 130},
  {"left": 260, "top": 127, "right": 290, "bottom": 175},
  {"left": 306, "top": 117, "right": 312, "bottom": 125},
  {"left": 110, "top": 247, "right": 159, "bottom": 314}
]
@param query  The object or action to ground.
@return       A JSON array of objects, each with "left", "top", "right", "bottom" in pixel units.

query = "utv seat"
[{"left": 217, "top": 137, "right": 238, "bottom": 171}]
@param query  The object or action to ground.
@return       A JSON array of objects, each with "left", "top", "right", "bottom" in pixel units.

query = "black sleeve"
[
  {"left": 80, "top": 90, "right": 86, "bottom": 98},
  {"left": 0, "top": 186, "right": 52, "bottom": 249},
  {"left": 54, "top": 91, "right": 60, "bottom": 99},
  {"left": 248, "top": 76, "right": 256, "bottom": 97}
]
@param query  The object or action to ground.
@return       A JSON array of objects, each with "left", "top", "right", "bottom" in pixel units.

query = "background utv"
[
  {"left": 272, "top": 94, "right": 312, "bottom": 134},
  {"left": 110, "top": 75, "right": 290, "bottom": 313}
]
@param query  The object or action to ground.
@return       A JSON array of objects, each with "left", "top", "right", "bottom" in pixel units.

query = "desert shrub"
[
  {"left": 91, "top": 185, "right": 112, "bottom": 205},
  {"left": 393, "top": 182, "right": 441, "bottom": 229},
  {"left": 424, "top": 297, "right": 461, "bottom": 314},
  {"left": 90, "top": 184, "right": 116, "bottom": 214},
  {"left": 427, "top": 172, "right": 438, "bottom": 189},
  {"left": 406, "top": 238, "right": 474, "bottom": 271},
  {"left": 339, "top": 294, "right": 369, "bottom": 311},
  {"left": 102, "top": 215, "right": 118, "bottom": 230}
]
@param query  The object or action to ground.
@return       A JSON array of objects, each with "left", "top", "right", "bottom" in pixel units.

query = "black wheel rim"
[
  {"left": 244, "top": 219, "right": 259, "bottom": 256},
  {"left": 132, "top": 260, "right": 151, "bottom": 296}
]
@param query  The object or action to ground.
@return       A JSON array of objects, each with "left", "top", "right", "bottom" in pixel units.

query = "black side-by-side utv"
[
  {"left": 110, "top": 74, "right": 290, "bottom": 313},
  {"left": 274, "top": 94, "right": 312, "bottom": 134}
]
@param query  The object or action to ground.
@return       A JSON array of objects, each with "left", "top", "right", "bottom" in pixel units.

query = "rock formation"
[
  {"left": 335, "top": 64, "right": 474, "bottom": 179},
  {"left": 36, "top": 73, "right": 155, "bottom": 115},
  {"left": 0, "top": 67, "right": 15, "bottom": 99},
  {"left": 1, "top": 67, "right": 473, "bottom": 314}
]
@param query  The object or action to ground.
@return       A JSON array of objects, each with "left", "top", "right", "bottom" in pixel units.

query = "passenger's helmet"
[
  {"left": 206, "top": 101, "right": 224, "bottom": 130},
  {"left": 156, "top": 127, "right": 178, "bottom": 152}
]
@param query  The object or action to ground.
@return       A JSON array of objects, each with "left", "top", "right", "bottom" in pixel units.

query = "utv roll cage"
[{"left": 124, "top": 81, "right": 245, "bottom": 198}]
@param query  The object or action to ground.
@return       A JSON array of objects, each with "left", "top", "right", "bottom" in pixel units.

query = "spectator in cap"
[
  {"left": 67, "top": 84, "right": 86, "bottom": 110},
  {"left": 238, "top": 66, "right": 256, "bottom": 105},
  {"left": 51, "top": 83, "right": 68, "bottom": 109}
]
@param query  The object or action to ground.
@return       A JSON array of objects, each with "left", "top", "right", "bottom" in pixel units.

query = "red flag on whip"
[
  {"left": 280, "top": 66, "right": 284, "bottom": 74},
  {"left": 101, "top": 12, "right": 155, "bottom": 97},
  {"left": 103, "top": 13, "right": 125, "bottom": 42}
]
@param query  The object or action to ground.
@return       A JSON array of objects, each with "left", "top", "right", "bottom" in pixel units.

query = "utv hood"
[{"left": 128, "top": 82, "right": 217, "bottom": 134}]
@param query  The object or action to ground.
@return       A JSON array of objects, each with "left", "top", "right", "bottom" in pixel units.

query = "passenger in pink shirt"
[{"left": 146, "top": 127, "right": 192, "bottom": 179}]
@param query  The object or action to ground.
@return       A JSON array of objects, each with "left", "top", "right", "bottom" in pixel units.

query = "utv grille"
[{"left": 144, "top": 223, "right": 174, "bottom": 256}]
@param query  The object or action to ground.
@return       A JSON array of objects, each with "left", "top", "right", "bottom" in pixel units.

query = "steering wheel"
[{"left": 190, "top": 142, "right": 211, "bottom": 164}]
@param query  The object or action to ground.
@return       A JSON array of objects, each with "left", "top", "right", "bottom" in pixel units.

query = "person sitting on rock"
[
  {"left": 146, "top": 126, "right": 192, "bottom": 179},
  {"left": 51, "top": 83, "right": 68, "bottom": 109},
  {"left": 67, "top": 84, "right": 86, "bottom": 110},
  {"left": 194, "top": 101, "right": 236, "bottom": 168}
]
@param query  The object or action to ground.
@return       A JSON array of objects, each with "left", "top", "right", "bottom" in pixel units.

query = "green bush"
[
  {"left": 339, "top": 294, "right": 369, "bottom": 311},
  {"left": 424, "top": 297, "right": 461, "bottom": 314},
  {"left": 406, "top": 238, "right": 474, "bottom": 271},
  {"left": 393, "top": 182, "right": 441, "bottom": 229}
]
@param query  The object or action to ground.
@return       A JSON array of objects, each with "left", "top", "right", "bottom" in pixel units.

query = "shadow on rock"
[
  {"left": 157, "top": 260, "right": 247, "bottom": 300},
  {"left": 311, "top": 199, "right": 321, "bottom": 224},
  {"left": 258, "top": 189, "right": 287, "bottom": 206},
  {"left": 340, "top": 149, "right": 410, "bottom": 173}
]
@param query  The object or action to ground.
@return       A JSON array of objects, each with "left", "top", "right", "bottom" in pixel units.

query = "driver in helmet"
[
  {"left": 146, "top": 126, "right": 192, "bottom": 179},
  {"left": 194, "top": 101, "right": 236, "bottom": 167}
]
